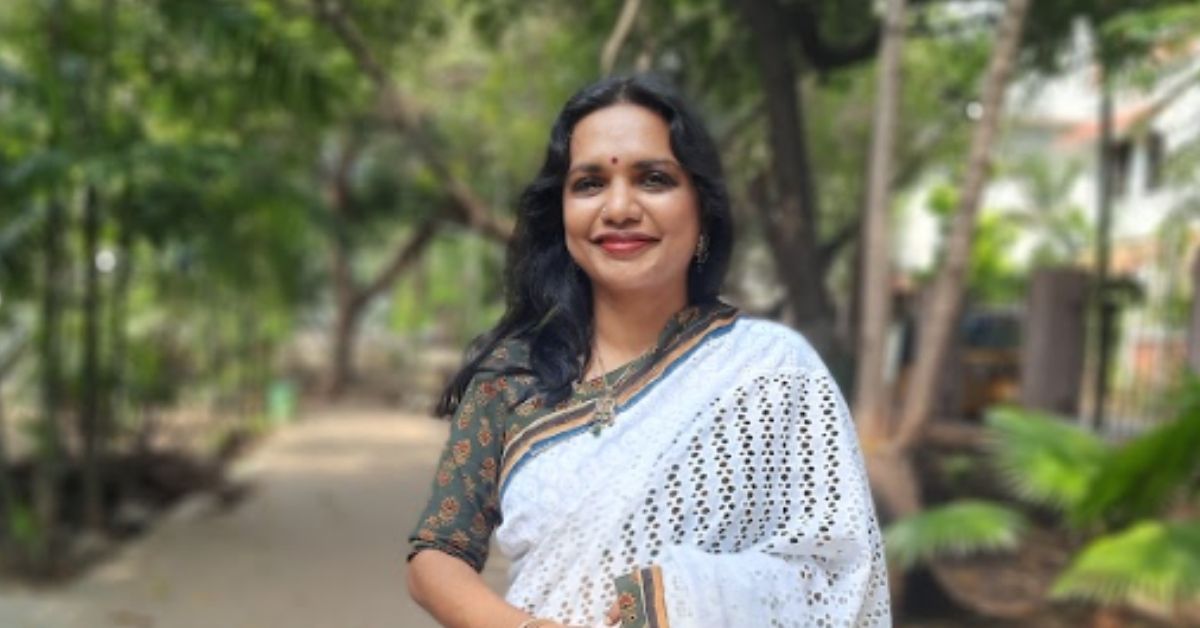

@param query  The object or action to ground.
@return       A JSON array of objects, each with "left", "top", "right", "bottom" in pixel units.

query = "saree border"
[
  {"left": 614, "top": 564, "right": 670, "bottom": 627},
  {"left": 498, "top": 306, "right": 739, "bottom": 499}
]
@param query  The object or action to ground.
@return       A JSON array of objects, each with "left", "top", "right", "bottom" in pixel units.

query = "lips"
[{"left": 593, "top": 233, "right": 659, "bottom": 256}]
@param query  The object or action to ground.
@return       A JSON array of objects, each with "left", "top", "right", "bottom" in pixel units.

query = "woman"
[{"left": 407, "top": 75, "right": 890, "bottom": 628}]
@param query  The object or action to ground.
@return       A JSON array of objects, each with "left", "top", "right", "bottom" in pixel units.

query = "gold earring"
[{"left": 695, "top": 234, "right": 709, "bottom": 265}]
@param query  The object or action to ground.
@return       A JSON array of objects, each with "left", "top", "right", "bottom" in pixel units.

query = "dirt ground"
[{"left": 0, "top": 405, "right": 505, "bottom": 628}]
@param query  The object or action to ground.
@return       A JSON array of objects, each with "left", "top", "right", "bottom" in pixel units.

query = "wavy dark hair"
[{"left": 436, "top": 74, "right": 734, "bottom": 416}]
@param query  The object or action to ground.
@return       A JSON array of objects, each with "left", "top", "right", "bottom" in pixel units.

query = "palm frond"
[
  {"left": 885, "top": 500, "right": 1028, "bottom": 569},
  {"left": 1052, "top": 520, "right": 1200, "bottom": 605},
  {"left": 1076, "top": 384, "right": 1200, "bottom": 526},
  {"left": 985, "top": 406, "right": 1111, "bottom": 520}
]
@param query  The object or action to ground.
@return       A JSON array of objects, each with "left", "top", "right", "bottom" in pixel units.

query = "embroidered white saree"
[{"left": 411, "top": 304, "right": 891, "bottom": 627}]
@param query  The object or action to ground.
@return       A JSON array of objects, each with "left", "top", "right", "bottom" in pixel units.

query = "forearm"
[{"left": 407, "top": 549, "right": 532, "bottom": 628}]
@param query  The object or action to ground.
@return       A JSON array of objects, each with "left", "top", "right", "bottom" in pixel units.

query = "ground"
[{"left": 0, "top": 405, "right": 506, "bottom": 628}]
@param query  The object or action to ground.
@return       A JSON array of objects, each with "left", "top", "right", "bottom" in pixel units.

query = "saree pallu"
[
  {"left": 410, "top": 305, "right": 891, "bottom": 627},
  {"left": 412, "top": 303, "right": 892, "bottom": 624}
]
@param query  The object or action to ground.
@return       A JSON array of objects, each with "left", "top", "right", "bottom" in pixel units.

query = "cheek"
[
  {"left": 562, "top": 203, "right": 590, "bottom": 259},
  {"left": 659, "top": 193, "right": 702, "bottom": 241}
]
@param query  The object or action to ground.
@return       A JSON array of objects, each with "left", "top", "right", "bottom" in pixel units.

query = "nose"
[{"left": 603, "top": 179, "right": 642, "bottom": 225}]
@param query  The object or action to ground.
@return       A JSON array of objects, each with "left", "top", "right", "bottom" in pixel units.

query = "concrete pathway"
[{"left": 0, "top": 406, "right": 505, "bottom": 628}]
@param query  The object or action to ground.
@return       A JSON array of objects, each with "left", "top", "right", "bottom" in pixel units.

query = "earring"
[{"left": 694, "top": 234, "right": 709, "bottom": 266}]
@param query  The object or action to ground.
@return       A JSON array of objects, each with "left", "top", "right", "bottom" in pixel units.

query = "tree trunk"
[
  {"left": 324, "top": 218, "right": 360, "bottom": 399},
  {"left": 110, "top": 199, "right": 134, "bottom": 510},
  {"left": 735, "top": 0, "right": 837, "bottom": 356},
  {"left": 1091, "top": 68, "right": 1114, "bottom": 430},
  {"left": 892, "top": 0, "right": 1032, "bottom": 453},
  {"left": 853, "top": 0, "right": 907, "bottom": 448},
  {"left": 0, "top": 381, "right": 10, "bottom": 545},
  {"left": 326, "top": 298, "right": 362, "bottom": 399},
  {"left": 320, "top": 133, "right": 440, "bottom": 399},
  {"left": 80, "top": 186, "right": 105, "bottom": 531},
  {"left": 323, "top": 218, "right": 439, "bottom": 399},
  {"left": 35, "top": 196, "right": 68, "bottom": 572},
  {"left": 0, "top": 339, "right": 29, "bottom": 547}
]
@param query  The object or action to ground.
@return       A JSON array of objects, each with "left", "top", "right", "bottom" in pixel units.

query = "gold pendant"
[{"left": 592, "top": 396, "right": 617, "bottom": 436}]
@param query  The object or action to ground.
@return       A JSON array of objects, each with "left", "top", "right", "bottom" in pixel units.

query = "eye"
[
  {"left": 641, "top": 170, "right": 676, "bottom": 189},
  {"left": 570, "top": 177, "right": 604, "bottom": 194}
]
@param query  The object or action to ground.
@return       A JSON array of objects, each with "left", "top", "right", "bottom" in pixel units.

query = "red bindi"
[{"left": 611, "top": 156, "right": 619, "bottom": 165}]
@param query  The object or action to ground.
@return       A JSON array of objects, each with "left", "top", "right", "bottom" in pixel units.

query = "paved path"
[{"left": 0, "top": 406, "right": 505, "bottom": 628}]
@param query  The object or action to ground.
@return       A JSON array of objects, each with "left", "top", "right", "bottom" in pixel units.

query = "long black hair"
[{"left": 435, "top": 74, "right": 734, "bottom": 416}]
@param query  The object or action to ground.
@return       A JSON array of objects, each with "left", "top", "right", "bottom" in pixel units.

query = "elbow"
[{"left": 406, "top": 553, "right": 430, "bottom": 609}]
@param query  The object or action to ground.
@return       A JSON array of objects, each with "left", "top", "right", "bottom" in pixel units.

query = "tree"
[
  {"left": 870, "top": 0, "right": 1033, "bottom": 528},
  {"left": 854, "top": 0, "right": 908, "bottom": 455},
  {"left": 732, "top": 0, "right": 881, "bottom": 358}
]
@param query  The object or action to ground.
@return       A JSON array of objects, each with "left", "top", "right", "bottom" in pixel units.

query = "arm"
[
  {"left": 612, "top": 368, "right": 891, "bottom": 627},
  {"left": 407, "top": 549, "right": 535, "bottom": 628},
  {"left": 407, "top": 373, "right": 541, "bottom": 627},
  {"left": 407, "top": 372, "right": 576, "bottom": 628}
]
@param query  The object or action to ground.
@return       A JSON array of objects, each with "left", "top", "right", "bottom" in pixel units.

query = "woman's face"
[{"left": 563, "top": 103, "right": 701, "bottom": 300}]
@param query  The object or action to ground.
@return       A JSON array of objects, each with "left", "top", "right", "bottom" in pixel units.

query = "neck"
[{"left": 589, "top": 284, "right": 688, "bottom": 373}]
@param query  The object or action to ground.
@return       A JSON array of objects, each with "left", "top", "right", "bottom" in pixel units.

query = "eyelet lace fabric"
[{"left": 496, "top": 319, "right": 891, "bottom": 627}]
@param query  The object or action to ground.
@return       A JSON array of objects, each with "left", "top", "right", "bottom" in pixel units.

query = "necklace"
[{"left": 583, "top": 350, "right": 635, "bottom": 436}]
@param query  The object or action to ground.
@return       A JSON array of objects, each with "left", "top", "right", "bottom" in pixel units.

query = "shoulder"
[
  {"left": 463, "top": 337, "right": 536, "bottom": 411},
  {"left": 726, "top": 317, "right": 827, "bottom": 373},
  {"left": 478, "top": 336, "right": 532, "bottom": 372},
  {"left": 719, "top": 319, "right": 851, "bottom": 425}
]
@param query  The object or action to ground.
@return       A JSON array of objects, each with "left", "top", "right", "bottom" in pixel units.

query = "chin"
[{"left": 589, "top": 272, "right": 688, "bottom": 299}]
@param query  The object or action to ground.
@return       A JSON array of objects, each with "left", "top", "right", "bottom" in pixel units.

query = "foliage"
[
  {"left": 5, "top": 500, "right": 40, "bottom": 555},
  {"left": 887, "top": 391, "right": 1200, "bottom": 611},
  {"left": 985, "top": 406, "right": 1111, "bottom": 522},
  {"left": 1052, "top": 520, "right": 1200, "bottom": 605},
  {"left": 922, "top": 184, "right": 1027, "bottom": 305},
  {"left": 1021, "top": 0, "right": 1200, "bottom": 74},
  {"left": 1001, "top": 155, "right": 1091, "bottom": 267},
  {"left": 2, "top": 0, "right": 1199, "bottom": 588},
  {"left": 885, "top": 500, "right": 1028, "bottom": 569},
  {"left": 1074, "top": 383, "right": 1200, "bottom": 526}
]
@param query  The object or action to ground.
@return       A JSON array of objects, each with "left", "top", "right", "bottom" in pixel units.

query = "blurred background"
[{"left": 1, "top": 0, "right": 1199, "bottom": 626}]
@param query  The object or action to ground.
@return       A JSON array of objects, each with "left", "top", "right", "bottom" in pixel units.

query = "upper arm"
[{"left": 408, "top": 374, "right": 507, "bottom": 572}]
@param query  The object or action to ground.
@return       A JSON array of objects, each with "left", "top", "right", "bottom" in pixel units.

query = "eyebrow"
[{"left": 567, "top": 158, "right": 682, "bottom": 176}]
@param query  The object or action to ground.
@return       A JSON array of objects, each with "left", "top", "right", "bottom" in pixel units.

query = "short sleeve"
[{"left": 407, "top": 373, "right": 508, "bottom": 572}]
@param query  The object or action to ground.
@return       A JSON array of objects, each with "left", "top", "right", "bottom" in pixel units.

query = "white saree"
[{"left": 492, "top": 312, "right": 891, "bottom": 627}]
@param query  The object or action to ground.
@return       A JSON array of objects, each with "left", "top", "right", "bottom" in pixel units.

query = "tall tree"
[
  {"left": 31, "top": 0, "right": 72, "bottom": 573},
  {"left": 876, "top": 0, "right": 1033, "bottom": 521},
  {"left": 79, "top": 0, "right": 118, "bottom": 532},
  {"left": 853, "top": 0, "right": 907, "bottom": 453},
  {"left": 732, "top": 0, "right": 882, "bottom": 358},
  {"left": 300, "top": 0, "right": 517, "bottom": 396}
]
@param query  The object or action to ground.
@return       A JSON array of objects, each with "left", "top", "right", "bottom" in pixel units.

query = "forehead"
[{"left": 569, "top": 104, "right": 673, "bottom": 162}]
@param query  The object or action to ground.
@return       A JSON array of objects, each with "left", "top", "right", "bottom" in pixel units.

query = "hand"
[{"left": 605, "top": 601, "right": 621, "bottom": 626}]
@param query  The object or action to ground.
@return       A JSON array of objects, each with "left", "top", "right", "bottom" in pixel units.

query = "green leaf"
[
  {"left": 985, "top": 406, "right": 1111, "bottom": 520},
  {"left": 1076, "top": 384, "right": 1200, "bottom": 525},
  {"left": 884, "top": 500, "right": 1028, "bottom": 569},
  {"left": 7, "top": 501, "right": 40, "bottom": 547},
  {"left": 1053, "top": 520, "right": 1200, "bottom": 605}
]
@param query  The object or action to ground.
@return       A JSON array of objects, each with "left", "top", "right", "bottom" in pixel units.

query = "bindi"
[{"left": 610, "top": 156, "right": 619, "bottom": 165}]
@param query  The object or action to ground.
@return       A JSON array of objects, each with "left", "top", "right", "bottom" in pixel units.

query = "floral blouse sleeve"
[{"left": 407, "top": 371, "right": 509, "bottom": 572}]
